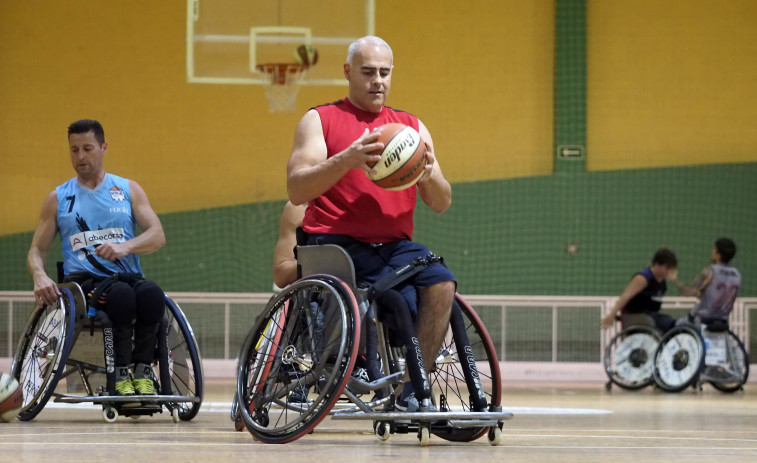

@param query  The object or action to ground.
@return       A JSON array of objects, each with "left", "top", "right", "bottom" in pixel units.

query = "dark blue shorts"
[{"left": 307, "top": 234, "right": 456, "bottom": 314}]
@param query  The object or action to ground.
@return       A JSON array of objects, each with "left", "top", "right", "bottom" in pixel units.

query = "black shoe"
[
  {"left": 395, "top": 383, "right": 437, "bottom": 413},
  {"left": 289, "top": 384, "right": 311, "bottom": 404}
]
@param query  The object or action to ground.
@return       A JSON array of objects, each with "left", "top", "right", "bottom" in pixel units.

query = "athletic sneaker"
[
  {"left": 132, "top": 363, "right": 157, "bottom": 396},
  {"left": 395, "top": 383, "right": 437, "bottom": 413},
  {"left": 288, "top": 384, "right": 310, "bottom": 404},
  {"left": 115, "top": 378, "right": 136, "bottom": 395},
  {"left": 114, "top": 378, "right": 141, "bottom": 408},
  {"left": 132, "top": 378, "right": 156, "bottom": 395},
  {"left": 132, "top": 363, "right": 160, "bottom": 408}
]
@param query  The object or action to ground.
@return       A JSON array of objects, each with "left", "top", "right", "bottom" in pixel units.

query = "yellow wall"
[
  {"left": 587, "top": 0, "right": 757, "bottom": 170},
  {"left": 0, "top": 0, "right": 554, "bottom": 236}
]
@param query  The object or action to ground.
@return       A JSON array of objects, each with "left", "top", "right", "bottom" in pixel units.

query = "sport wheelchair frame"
[
  {"left": 604, "top": 325, "right": 662, "bottom": 391},
  {"left": 11, "top": 281, "right": 204, "bottom": 422},
  {"left": 653, "top": 321, "right": 749, "bottom": 393},
  {"left": 233, "top": 244, "right": 511, "bottom": 445}
]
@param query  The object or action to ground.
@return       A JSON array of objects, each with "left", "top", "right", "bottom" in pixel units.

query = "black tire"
[
  {"left": 706, "top": 330, "right": 749, "bottom": 393},
  {"left": 653, "top": 325, "right": 705, "bottom": 392},
  {"left": 431, "top": 294, "right": 502, "bottom": 442},
  {"left": 604, "top": 326, "right": 661, "bottom": 390},
  {"left": 237, "top": 275, "right": 360, "bottom": 443},
  {"left": 164, "top": 297, "right": 204, "bottom": 421},
  {"left": 11, "top": 288, "right": 77, "bottom": 421}
]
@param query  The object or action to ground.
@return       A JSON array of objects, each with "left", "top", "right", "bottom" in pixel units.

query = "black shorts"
[{"left": 307, "top": 235, "right": 456, "bottom": 315}]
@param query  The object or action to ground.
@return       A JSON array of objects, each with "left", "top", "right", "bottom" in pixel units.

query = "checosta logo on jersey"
[
  {"left": 110, "top": 186, "right": 125, "bottom": 202},
  {"left": 70, "top": 228, "right": 126, "bottom": 251}
]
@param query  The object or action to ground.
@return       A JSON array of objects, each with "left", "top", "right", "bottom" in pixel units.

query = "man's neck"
[
  {"left": 346, "top": 96, "right": 383, "bottom": 114},
  {"left": 77, "top": 171, "right": 106, "bottom": 190}
]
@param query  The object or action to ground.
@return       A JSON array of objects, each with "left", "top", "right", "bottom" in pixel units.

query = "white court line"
[
  {"left": 0, "top": 441, "right": 754, "bottom": 453},
  {"left": 41, "top": 401, "right": 613, "bottom": 415}
]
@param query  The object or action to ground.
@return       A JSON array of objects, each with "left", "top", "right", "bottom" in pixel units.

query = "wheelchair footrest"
[
  {"left": 53, "top": 393, "right": 201, "bottom": 404},
  {"left": 331, "top": 409, "right": 513, "bottom": 424}
]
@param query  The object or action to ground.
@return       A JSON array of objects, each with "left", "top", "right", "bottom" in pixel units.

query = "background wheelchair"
[
  {"left": 233, "top": 244, "right": 511, "bottom": 446},
  {"left": 10, "top": 278, "right": 204, "bottom": 423},
  {"left": 604, "top": 323, "right": 661, "bottom": 391},
  {"left": 652, "top": 320, "right": 749, "bottom": 393}
]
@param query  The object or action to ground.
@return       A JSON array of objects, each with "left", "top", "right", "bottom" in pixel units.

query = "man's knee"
[
  {"left": 135, "top": 280, "right": 165, "bottom": 325},
  {"left": 104, "top": 281, "right": 137, "bottom": 324},
  {"left": 418, "top": 280, "right": 455, "bottom": 315},
  {"left": 421, "top": 280, "right": 455, "bottom": 299}
]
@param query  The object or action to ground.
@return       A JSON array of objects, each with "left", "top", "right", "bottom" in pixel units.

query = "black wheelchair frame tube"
[
  {"left": 449, "top": 299, "right": 488, "bottom": 411},
  {"left": 157, "top": 315, "right": 171, "bottom": 395},
  {"left": 375, "top": 290, "right": 431, "bottom": 401}
]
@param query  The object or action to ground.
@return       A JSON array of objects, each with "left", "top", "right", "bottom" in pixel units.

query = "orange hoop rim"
[{"left": 256, "top": 63, "right": 306, "bottom": 85}]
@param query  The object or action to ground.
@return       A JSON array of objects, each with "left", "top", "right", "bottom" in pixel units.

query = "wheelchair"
[
  {"left": 10, "top": 277, "right": 204, "bottom": 423},
  {"left": 604, "top": 323, "right": 661, "bottom": 391},
  {"left": 233, "top": 244, "right": 510, "bottom": 446},
  {"left": 652, "top": 319, "right": 749, "bottom": 393}
]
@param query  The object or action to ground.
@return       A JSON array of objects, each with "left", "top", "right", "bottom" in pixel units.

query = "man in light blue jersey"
[
  {"left": 27, "top": 119, "right": 166, "bottom": 405},
  {"left": 670, "top": 238, "right": 741, "bottom": 326}
]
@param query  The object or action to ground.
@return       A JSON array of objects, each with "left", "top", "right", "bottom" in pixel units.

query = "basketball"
[
  {"left": 0, "top": 372, "right": 23, "bottom": 423},
  {"left": 367, "top": 123, "right": 427, "bottom": 191},
  {"left": 294, "top": 44, "right": 318, "bottom": 67}
]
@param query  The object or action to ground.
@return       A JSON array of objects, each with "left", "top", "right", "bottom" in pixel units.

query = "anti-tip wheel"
[
  {"left": 172, "top": 408, "right": 180, "bottom": 423},
  {"left": 374, "top": 421, "right": 391, "bottom": 441},
  {"left": 103, "top": 407, "right": 118, "bottom": 423},
  {"left": 488, "top": 426, "right": 502, "bottom": 446}
]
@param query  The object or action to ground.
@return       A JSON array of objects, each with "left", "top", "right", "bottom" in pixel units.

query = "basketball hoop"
[{"left": 256, "top": 63, "right": 306, "bottom": 112}]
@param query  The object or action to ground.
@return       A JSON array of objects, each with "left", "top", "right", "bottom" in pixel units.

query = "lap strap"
[
  {"left": 64, "top": 272, "right": 144, "bottom": 315},
  {"left": 367, "top": 253, "right": 443, "bottom": 301}
]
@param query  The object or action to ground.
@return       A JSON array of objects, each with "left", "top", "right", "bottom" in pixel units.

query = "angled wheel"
[
  {"left": 706, "top": 330, "right": 749, "bottom": 393},
  {"left": 430, "top": 294, "right": 501, "bottom": 442},
  {"left": 164, "top": 297, "right": 204, "bottom": 420},
  {"left": 604, "top": 326, "right": 661, "bottom": 390},
  {"left": 653, "top": 325, "right": 705, "bottom": 392},
  {"left": 231, "top": 394, "right": 246, "bottom": 431},
  {"left": 11, "top": 287, "right": 77, "bottom": 421},
  {"left": 237, "top": 275, "right": 360, "bottom": 444}
]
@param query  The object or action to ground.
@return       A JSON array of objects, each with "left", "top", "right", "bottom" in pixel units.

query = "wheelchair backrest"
[{"left": 296, "top": 244, "right": 358, "bottom": 289}]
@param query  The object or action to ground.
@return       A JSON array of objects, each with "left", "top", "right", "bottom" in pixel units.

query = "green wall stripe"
[{"left": 554, "top": 0, "right": 587, "bottom": 171}]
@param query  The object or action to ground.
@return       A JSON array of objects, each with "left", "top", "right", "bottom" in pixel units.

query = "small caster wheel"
[
  {"left": 234, "top": 411, "right": 245, "bottom": 432},
  {"left": 374, "top": 421, "right": 391, "bottom": 441},
  {"left": 605, "top": 381, "right": 612, "bottom": 391},
  {"left": 487, "top": 425, "right": 502, "bottom": 446},
  {"left": 129, "top": 415, "right": 141, "bottom": 420},
  {"left": 172, "top": 408, "right": 180, "bottom": 423},
  {"left": 418, "top": 426, "right": 430, "bottom": 447},
  {"left": 103, "top": 407, "right": 118, "bottom": 423}
]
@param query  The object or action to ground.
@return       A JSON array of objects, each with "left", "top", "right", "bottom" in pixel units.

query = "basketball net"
[{"left": 256, "top": 63, "right": 305, "bottom": 112}]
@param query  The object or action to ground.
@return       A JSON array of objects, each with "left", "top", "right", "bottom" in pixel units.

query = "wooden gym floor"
[{"left": 1, "top": 379, "right": 755, "bottom": 463}]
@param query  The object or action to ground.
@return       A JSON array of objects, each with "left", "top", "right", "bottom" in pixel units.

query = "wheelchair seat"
[{"left": 297, "top": 244, "right": 358, "bottom": 288}]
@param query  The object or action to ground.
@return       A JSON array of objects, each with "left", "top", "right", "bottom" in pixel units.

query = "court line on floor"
[{"left": 40, "top": 401, "right": 614, "bottom": 415}]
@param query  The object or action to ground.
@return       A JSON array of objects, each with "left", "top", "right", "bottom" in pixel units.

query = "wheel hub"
[
  {"left": 629, "top": 348, "right": 648, "bottom": 368},
  {"left": 672, "top": 350, "right": 690, "bottom": 371}
]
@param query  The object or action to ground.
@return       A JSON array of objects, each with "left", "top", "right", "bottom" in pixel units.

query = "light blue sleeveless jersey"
[{"left": 56, "top": 173, "right": 142, "bottom": 277}]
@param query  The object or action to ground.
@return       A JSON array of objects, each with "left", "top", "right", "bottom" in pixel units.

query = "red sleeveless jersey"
[{"left": 303, "top": 98, "right": 420, "bottom": 243}]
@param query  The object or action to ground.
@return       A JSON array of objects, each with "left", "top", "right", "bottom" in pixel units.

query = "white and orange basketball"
[
  {"left": 367, "top": 123, "right": 427, "bottom": 191},
  {"left": 0, "top": 372, "right": 23, "bottom": 423}
]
